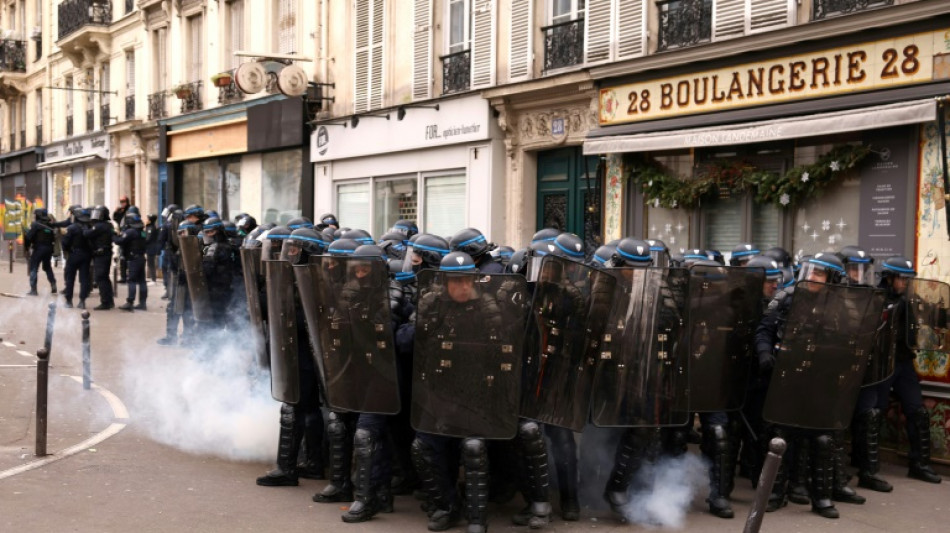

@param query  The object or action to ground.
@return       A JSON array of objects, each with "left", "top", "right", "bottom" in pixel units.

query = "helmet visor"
[
  {"left": 262, "top": 237, "right": 284, "bottom": 261},
  {"left": 279, "top": 238, "right": 307, "bottom": 265},
  {"left": 845, "top": 261, "right": 873, "bottom": 285},
  {"left": 798, "top": 262, "right": 835, "bottom": 284}
]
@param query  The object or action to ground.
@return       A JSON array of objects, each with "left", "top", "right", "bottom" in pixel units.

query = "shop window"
[
  {"left": 182, "top": 161, "right": 220, "bottom": 213},
  {"left": 224, "top": 160, "right": 241, "bottom": 219},
  {"left": 425, "top": 174, "right": 466, "bottom": 237},
  {"left": 262, "top": 150, "right": 303, "bottom": 225},
  {"left": 336, "top": 182, "right": 371, "bottom": 231},
  {"left": 790, "top": 143, "right": 861, "bottom": 258},
  {"left": 53, "top": 171, "right": 71, "bottom": 220},
  {"left": 374, "top": 177, "right": 417, "bottom": 238},
  {"left": 85, "top": 167, "right": 105, "bottom": 207}
]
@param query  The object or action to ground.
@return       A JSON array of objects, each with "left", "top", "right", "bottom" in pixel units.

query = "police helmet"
[
  {"left": 34, "top": 208, "right": 49, "bottom": 221},
  {"left": 590, "top": 244, "right": 618, "bottom": 269},
  {"left": 287, "top": 217, "right": 314, "bottom": 230},
  {"left": 706, "top": 249, "right": 725, "bottom": 265},
  {"left": 646, "top": 239, "right": 670, "bottom": 267},
  {"left": 202, "top": 217, "right": 225, "bottom": 245},
  {"left": 450, "top": 227, "right": 492, "bottom": 259},
  {"left": 327, "top": 238, "right": 361, "bottom": 255},
  {"left": 391, "top": 219, "right": 419, "bottom": 240},
  {"left": 490, "top": 245, "right": 515, "bottom": 265},
  {"left": 730, "top": 243, "right": 760, "bottom": 266},
  {"left": 147, "top": 213, "right": 158, "bottom": 224},
  {"left": 125, "top": 213, "right": 145, "bottom": 230},
  {"left": 161, "top": 204, "right": 180, "bottom": 220},
  {"left": 762, "top": 246, "right": 792, "bottom": 268},
  {"left": 206, "top": 210, "right": 220, "bottom": 220},
  {"left": 332, "top": 227, "right": 350, "bottom": 240},
  {"left": 177, "top": 222, "right": 201, "bottom": 237},
  {"left": 798, "top": 252, "right": 846, "bottom": 284},
  {"left": 745, "top": 256, "right": 784, "bottom": 281},
  {"left": 836, "top": 245, "right": 875, "bottom": 286},
  {"left": 551, "top": 232, "right": 586, "bottom": 260},
  {"left": 411, "top": 234, "right": 451, "bottom": 269},
  {"left": 223, "top": 220, "right": 239, "bottom": 238},
  {"left": 319, "top": 213, "right": 339, "bottom": 229},
  {"left": 321, "top": 226, "right": 337, "bottom": 243},
  {"left": 342, "top": 228, "right": 375, "bottom": 245},
  {"left": 354, "top": 244, "right": 386, "bottom": 259},
  {"left": 378, "top": 232, "right": 407, "bottom": 260},
  {"left": 531, "top": 228, "right": 561, "bottom": 243},
  {"left": 682, "top": 248, "right": 709, "bottom": 265},
  {"left": 879, "top": 256, "right": 916, "bottom": 278},
  {"left": 507, "top": 248, "right": 529, "bottom": 275},
  {"left": 184, "top": 204, "right": 205, "bottom": 221},
  {"left": 235, "top": 213, "right": 258, "bottom": 235},
  {"left": 440, "top": 251, "right": 477, "bottom": 272},
  {"left": 281, "top": 228, "right": 329, "bottom": 264},
  {"left": 127, "top": 205, "right": 141, "bottom": 216},
  {"left": 613, "top": 238, "right": 653, "bottom": 267},
  {"left": 263, "top": 225, "right": 293, "bottom": 260},
  {"left": 74, "top": 208, "right": 92, "bottom": 224},
  {"left": 388, "top": 259, "right": 416, "bottom": 283},
  {"left": 91, "top": 205, "right": 110, "bottom": 222}
]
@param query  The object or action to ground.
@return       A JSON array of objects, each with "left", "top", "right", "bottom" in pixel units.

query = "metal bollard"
[
  {"left": 112, "top": 259, "right": 118, "bottom": 294},
  {"left": 35, "top": 348, "right": 50, "bottom": 457},
  {"left": 82, "top": 311, "right": 92, "bottom": 390},
  {"left": 7, "top": 240, "right": 12, "bottom": 273},
  {"left": 44, "top": 302, "right": 57, "bottom": 355},
  {"left": 743, "top": 437, "right": 787, "bottom": 533}
]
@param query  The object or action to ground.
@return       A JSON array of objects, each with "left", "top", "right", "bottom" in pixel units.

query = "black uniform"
[
  {"left": 114, "top": 226, "right": 148, "bottom": 308},
  {"left": 145, "top": 221, "right": 161, "bottom": 282},
  {"left": 84, "top": 221, "right": 116, "bottom": 309},
  {"left": 201, "top": 235, "right": 234, "bottom": 328},
  {"left": 62, "top": 221, "right": 93, "bottom": 306},
  {"left": 24, "top": 220, "right": 57, "bottom": 294}
]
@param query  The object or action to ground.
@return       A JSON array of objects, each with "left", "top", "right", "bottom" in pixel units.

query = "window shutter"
[
  {"left": 616, "top": 0, "right": 645, "bottom": 59},
  {"left": 230, "top": 0, "right": 245, "bottom": 69},
  {"left": 370, "top": 0, "right": 384, "bottom": 109},
  {"left": 584, "top": 0, "right": 611, "bottom": 64},
  {"left": 277, "top": 0, "right": 297, "bottom": 54},
  {"left": 190, "top": 16, "right": 203, "bottom": 81},
  {"left": 354, "top": 0, "right": 370, "bottom": 113},
  {"left": 101, "top": 63, "right": 110, "bottom": 106},
  {"left": 713, "top": 0, "right": 745, "bottom": 41},
  {"left": 425, "top": 175, "right": 466, "bottom": 237},
  {"left": 412, "top": 0, "right": 431, "bottom": 100},
  {"left": 508, "top": 0, "right": 532, "bottom": 81},
  {"left": 470, "top": 0, "right": 495, "bottom": 88},
  {"left": 126, "top": 52, "right": 135, "bottom": 96},
  {"left": 750, "top": 0, "right": 791, "bottom": 32}
]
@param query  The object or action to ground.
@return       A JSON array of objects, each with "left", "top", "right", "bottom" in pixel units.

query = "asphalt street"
[{"left": 0, "top": 255, "right": 947, "bottom": 532}]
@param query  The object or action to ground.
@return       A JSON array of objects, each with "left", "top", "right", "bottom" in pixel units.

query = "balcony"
[
  {"left": 101, "top": 104, "right": 110, "bottom": 127},
  {"left": 67, "top": 115, "right": 74, "bottom": 136},
  {"left": 148, "top": 91, "right": 167, "bottom": 120},
  {"left": 86, "top": 109, "right": 95, "bottom": 131},
  {"left": 57, "top": 0, "right": 113, "bottom": 67},
  {"left": 177, "top": 80, "right": 203, "bottom": 114},
  {"left": 657, "top": 0, "right": 712, "bottom": 52},
  {"left": 541, "top": 19, "right": 585, "bottom": 72},
  {"left": 0, "top": 40, "right": 26, "bottom": 73},
  {"left": 813, "top": 0, "right": 894, "bottom": 20},
  {"left": 125, "top": 95, "right": 135, "bottom": 120},
  {"left": 440, "top": 49, "right": 470, "bottom": 95},
  {"left": 217, "top": 77, "right": 243, "bottom": 105}
]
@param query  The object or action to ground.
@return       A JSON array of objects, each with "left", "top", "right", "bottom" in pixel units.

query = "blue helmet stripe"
[
  {"left": 395, "top": 272, "right": 416, "bottom": 281},
  {"left": 440, "top": 264, "right": 476, "bottom": 271},
  {"left": 847, "top": 256, "right": 872, "bottom": 263},
  {"left": 531, "top": 236, "right": 557, "bottom": 243},
  {"left": 732, "top": 249, "right": 760, "bottom": 257},
  {"left": 882, "top": 263, "right": 916, "bottom": 274},
  {"left": 327, "top": 248, "right": 355, "bottom": 255},
  {"left": 554, "top": 240, "right": 585, "bottom": 258},
  {"left": 290, "top": 235, "right": 329, "bottom": 246},
  {"left": 457, "top": 234, "right": 487, "bottom": 247},
  {"left": 617, "top": 248, "right": 651, "bottom": 262},
  {"left": 413, "top": 243, "right": 451, "bottom": 254},
  {"left": 808, "top": 258, "right": 845, "bottom": 273}
]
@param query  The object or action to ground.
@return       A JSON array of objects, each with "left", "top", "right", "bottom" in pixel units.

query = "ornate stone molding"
[{"left": 516, "top": 103, "right": 598, "bottom": 150}]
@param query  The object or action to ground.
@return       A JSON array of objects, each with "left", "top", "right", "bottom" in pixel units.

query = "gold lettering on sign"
[{"left": 597, "top": 30, "right": 941, "bottom": 125}]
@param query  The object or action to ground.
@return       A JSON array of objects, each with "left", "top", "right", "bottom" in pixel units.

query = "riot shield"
[
  {"left": 590, "top": 267, "right": 690, "bottom": 428},
  {"left": 264, "top": 259, "right": 300, "bottom": 403},
  {"left": 865, "top": 313, "right": 893, "bottom": 387},
  {"left": 292, "top": 260, "right": 329, "bottom": 401},
  {"left": 178, "top": 235, "right": 213, "bottom": 323},
  {"left": 308, "top": 256, "right": 400, "bottom": 414},
  {"left": 240, "top": 247, "right": 268, "bottom": 368},
  {"left": 906, "top": 278, "right": 950, "bottom": 353},
  {"left": 519, "top": 255, "right": 615, "bottom": 431},
  {"left": 763, "top": 282, "right": 886, "bottom": 430},
  {"left": 412, "top": 270, "right": 530, "bottom": 439},
  {"left": 686, "top": 265, "right": 764, "bottom": 412}
]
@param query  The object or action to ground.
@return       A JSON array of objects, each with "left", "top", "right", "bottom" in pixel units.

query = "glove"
[{"left": 758, "top": 350, "right": 775, "bottom": 375}]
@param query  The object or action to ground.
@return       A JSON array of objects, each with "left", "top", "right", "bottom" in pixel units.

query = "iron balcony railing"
[
  {"left": 217, "top": 76, "right": 243, "bottom": 105},
  {"left": 813, "top": 0, "right": 894, "bottom": 20},
  {"left": 0, "top": 40, "right": 26, "bottom": 72},
  {"left": 148, "top": 91, "right": 166, "bottom": 120},
  {"left": 657, "top": 0, "right": 712, "bottom": 52},
  {"left": 440, "top": 49, "right": 470, "bottom": 94},
  {"left": 86, "top": 109, "right": 95, "bottom": 131},
  {"left": 125, "top": 95, "right": 135, "bottom": 120},
  {"left": 541, "top": 18, "right": 585, "bottom": 71},
  {"left": 101, "top": 104, "right": 110, "bottom": 127},
  {"left": 66, "top": 115, "right": 74, "bottom": 136},
  {"left": 179, "top": 80, "right": 203, "bottom": 113},
  {"left": 58, "top": 0, "right": 112, "bottom": 41}
]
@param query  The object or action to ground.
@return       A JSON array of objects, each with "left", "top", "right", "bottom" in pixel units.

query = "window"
[
  {"left": 262, "top": 149, "right": 302, "bottom": 225},
  {"left": 153, "top": 28, "right": 167, "bottom": 91},
  {"left": 224, "top": 160, "right": 241, "bottom": 219},
  {"left": 125, "top": 52, "right": 134, "bottom": 96},
  {"left": 85, "top": 166, "right": 106, "bottom": 206},
  {"left": 447, "top": 0, "right": 470, "bottom": 54},
  {"left": 374, "top": 177, "right": 417, "bottom": 238},
  {"left": 34, "top": 89, "right": 41, "bottom": 143},
  {"left": 18, "top": 96, "right": 25, "bottom": 143},
  {"left": 275, "top": 0, "right": 296, "bottom": 54},
  {"left": 424, "top": 174, "right": 466, "bottom": 236},
  {"left": 226, "top": 0, "right": 245, "bottom": 70},
  {"left": 53, "top": 170, "right": 71, "bottom": 220},
  {"left": 85, "top": 68, "right": 94, "bottom": 130},
  {"left": 188, "top": 16, "right": 203, "bottom": 82},
  {"left": 353, "top": 0, "right": 384, "bottom": 112},
  {"left": 551, "top": 0, "right": 585, "bottom": 24},
  {"left": 100, "top": 62, "right": 110, "bottom": 127},
  {"left": 337, "top": 182, "right": 371, "bottom": 231},
  {"left": 183, "top": 161, "right": 220, "bottom": 213}
]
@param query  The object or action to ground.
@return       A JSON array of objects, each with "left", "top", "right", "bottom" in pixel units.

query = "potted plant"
[
  {"left": 211, "top": 71, "right": 233, "bottom": 88},
  {"left": 173, "top": 83, "right": 192, "bottom": 99}
]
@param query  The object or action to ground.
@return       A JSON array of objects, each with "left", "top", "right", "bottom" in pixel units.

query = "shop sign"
[
  {"left": 44, "top": 135, "right": 110, "bottom": 162},
  {"left": 859, "top": 127, "right": 911, "bottom": 257},
  {"left": 599, "top": 29, "right": 949, "bottom": 126}
]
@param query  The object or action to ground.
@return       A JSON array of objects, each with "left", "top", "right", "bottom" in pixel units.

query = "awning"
[
  {"left": 36, "top": 153, "right": 104, "bottom": 171},
  {"left": 583, "top": 99, "right": 937, "bottom": 154}
]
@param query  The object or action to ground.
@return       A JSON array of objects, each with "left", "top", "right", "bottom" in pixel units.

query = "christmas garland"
[{"left": 628, "top": 144, "right": 872, "bottom": 209}]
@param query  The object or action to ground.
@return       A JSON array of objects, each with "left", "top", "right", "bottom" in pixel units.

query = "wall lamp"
[
  {"left": 350, "top": 113, "right": 390, "bottom": 128},
  {"left": 397, "top": 103, "right": 440, "bottom": 121}
]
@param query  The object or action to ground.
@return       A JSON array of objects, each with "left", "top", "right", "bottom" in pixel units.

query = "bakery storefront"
[
  {"left": 585, "top": 22, "right": 950, "bottom": 462},
  {"left": 39, "top": 134, "right": 110, "bottom": 221}
]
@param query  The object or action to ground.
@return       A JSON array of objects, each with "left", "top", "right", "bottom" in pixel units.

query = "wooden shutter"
[
  {"left": 616, "top": 0, "right": 645, "bottom": 59},
  {"left": 190, "top": 16, "right": 203, "bottom": 81},
  {"left": 584, "top": 0, "right": 611, "bottom": 64},
  {"left": 713, "top": 0, "right": 745, "bottom": 41},
  {"left": 370, "top": 0, "right": 384, "bottom": 109},
  {"left": 100, "top": 63, "right": 110, "bottom": 106},
  {"left": 470, "top": 0, "right": 494, "bottom": 88},
  {"left": 412, "top": 0, "right": 431, "bottom": 100},
  {"left": 229, "top": 0, "right": 245, "bottom": 69},
  {"left": 750, "top": 0, "right": 791, "bottom": 32},
  {"left": 508, "top": 0, "right": 532, "bottom": 81},
  {"left": 126, "top": 51, "right": 135, "bottom": 96},
  {"left": 354, "top": 0, "right": 370, "bottom": 113},
  {"left": 277, "top": 0, "right": 297, "bottom": 54}
]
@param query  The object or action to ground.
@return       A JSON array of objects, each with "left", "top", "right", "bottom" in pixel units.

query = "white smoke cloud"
[{"left": 621, "top": 453, "right": 708, "bottom": 529}]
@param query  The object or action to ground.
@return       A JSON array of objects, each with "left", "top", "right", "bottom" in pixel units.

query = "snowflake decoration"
[
  {"left": 830, "top": 161, "right": 840, "bottom": 172},
  {"left": 648, "top": 180, "right": 653, "bottom": 187},
  {"left": 676, "top": 222, "right": 685, "bottom": 233},
  {"left": 653, "top": 198, "right": 660, "bottom": 208},
  {"left": 836, "top": 218, "right": 847, "bottom": 231},
  {"left": 801, "top": 172, "right": 810, "bottom": 183},
  {"left": 671, "top": 200, "right": 678, "bottom": 209},
  {"left": 810, "top": 231, "right": 820, "bottom": 241},
  {"left": 802, "top": 222, "right": 811, "bottom": 233},
  {"left": 669, "top": 236, "right": 676, "bottom": 245},
  {"left": 822, "top": 220, "right": 831, "bottom": 231},
  {"left": 650, "top": 225, "right": 657, "bottom": 233},
  {"left": 779, "top": 193, "right": 790, "bottom": 206},
  {"left": 665, "top": 223, "right": 672, "bottom": 233},
  {"left": 828, "top": 235, "right": 837, "bottom": 245}
]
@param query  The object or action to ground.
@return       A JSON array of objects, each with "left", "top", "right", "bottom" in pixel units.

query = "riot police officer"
[
  {"left": 730, "top": 243, "right": 760, "bottom": 266},
  {"left": 114, "top": 213, "right": 148, "bottom": 311},
  {"left": 61, "top": 207, "right": 93, "bottom": 308},
  {"left": 450, "top": 228, "right": 503, "bottom": 274},
  {"left": 24, "top": 208, "right": 58, "bottom": 296},
  {"left": 200, "top": 217, "right": 235, "bottom": 327},
  {"left": 84, "top": 206, "right": 116, "bottom": 310}
]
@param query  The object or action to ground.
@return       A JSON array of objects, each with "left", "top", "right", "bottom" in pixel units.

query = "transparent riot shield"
[
  {"left": 308, "top": 256, "right": 400, "bottom": 414},
  {"left": 412, "top": 270, "right": 530, "bottom": 439},
  {"left": 178, "top": 234, "right": 213, "bottom": 323},
  {"left": 906, "top": 278, "right": 950, "bottom": 353},
  {"left": 520, "top": 255, "right": 615, "bottom": 431},
  {"left": 264, "top": 259, "right": 300, "bottom": 404},
  {"left": 240, "top": 247, "right": 268, "bottom": 368},
  {"left": 763, "top": 282, "right": 886, "bottom": 430},
  {"left": 687, "top": 265, "right": 764, "bottom": 412},
  {"left": 590, "top": 267, "right": 690, "bottom": 427},
  {"left": 291, "top": 259, "right": 329, "bottom": 403}
]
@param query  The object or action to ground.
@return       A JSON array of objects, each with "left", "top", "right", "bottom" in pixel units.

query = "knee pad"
[
  {"left": 328, "top": 413, "right": 347, "bottom": 439},
  {"left": 462, "top": 438, "right": 488, "bottom": 469},
  {"left": 814, "top": 434, "right": 834, "bottom": 453},
  {"left": 518, "top": 420, "right": 543, "bottom": 442}
]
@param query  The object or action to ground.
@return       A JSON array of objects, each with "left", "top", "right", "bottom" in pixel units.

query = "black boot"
[
  {"left": 119, "top": 300, "right": 134, "bottom": 311},
  {"left": 313, "top": 412, "right": 354, "bottom": 503},
  {"left": 78, "top": 299, "right": 86, "bottom": 309},
  {"left": 513, "top": 421, "right": 552, "bottom": 528},
  {"left": 27, "top": 286, "right": 38, "bottom": 296},
  {"left": 832, "top": 432, "right": 865, "bottom": 504},
  {"left": 548, "top": 426, "right": 579, "bottom": 521},
  {"left": 63, "top": 299, "right": 73, "bottom": 309},
  {"left": 854, "top": 409, "right": 893, "bottom": 492},
  {"left": 604, "top": 428, "right": 647, "bottom": 516},
  {"left": 298, "top": 414, "right": 325, "bottom": 480},
  {"left": 462, "top": 438, "right": 489, "bottom": 533},
  {"left": 787, "top": 437, "right": 811, "bottom": 505},
  {"left": 342, "top": 429, "right": 380, "bottom": 523},
  {"left": 703, "top": 425, "right": 735, "bottom": 519},
  {"left": 256, "top": 404, "right": 302, "bottom": 486},
  {"left": 134, "top": 302, "right": 147, "bottom": 311},
  {"left": 907, "top": 407, "right": 943, "bottom": 484},
  {"left": 51, "top": 282, "right": 57, "bottom": 294},
  {"left": 412, "top": 438, "right": 460, "bottom": 532},
  {"left": 810, "top": 435, "right": 840, "bottom": 519}
]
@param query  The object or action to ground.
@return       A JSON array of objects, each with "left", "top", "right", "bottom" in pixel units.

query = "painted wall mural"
[
  {"left": 603, "top": 153, "right": 624, "bottom": 242},
  {"left": 1, "top": 195, "right": 44, "bottom": 243}
]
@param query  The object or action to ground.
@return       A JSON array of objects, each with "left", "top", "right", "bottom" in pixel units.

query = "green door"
[{"left": 536, "top": 147, "right": 600, "bottom": 247}]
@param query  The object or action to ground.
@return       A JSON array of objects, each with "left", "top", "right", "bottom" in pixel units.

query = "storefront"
[
  {"left": 160, "top": 96, "right": 311, "bottom": 222},
  {"left": 39, "top": 134, "right": 110, "bottom": 221},
  {"left": 0, "top": 147, "right": 44, "bottom": 251},
  {"left": 585, "top": 21, "right": 950, "bottom": 461},
  {"left": 311, "top": 94, "right": 504, "bottom": 240}
]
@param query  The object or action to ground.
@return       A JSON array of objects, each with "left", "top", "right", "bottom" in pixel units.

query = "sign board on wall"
[
  {"left": 858, "top": 127, "right": 912, "bottom": 258},
  {"left": 598, "top": 29, "right": 950, "bottom": 126},
  {"left": 310, "top": 95, "right": 493, "bottom": 162},
  {"left": 43, "top": 135, "right": 110, "bottom": 163}
]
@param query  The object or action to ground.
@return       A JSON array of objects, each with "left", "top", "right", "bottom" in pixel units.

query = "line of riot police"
[{"left": 166, "top": 212, "right": 947, "bottom": 532}]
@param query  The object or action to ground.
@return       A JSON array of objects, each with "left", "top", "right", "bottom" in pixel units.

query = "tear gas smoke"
[{"left": 621, "top": 453, "right": 707, "bottom": 528}]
